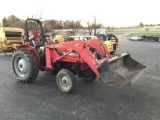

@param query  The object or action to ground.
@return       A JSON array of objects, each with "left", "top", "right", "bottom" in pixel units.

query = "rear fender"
[{"left": 18, "top": 45, "right": 41, "bottom": 67}]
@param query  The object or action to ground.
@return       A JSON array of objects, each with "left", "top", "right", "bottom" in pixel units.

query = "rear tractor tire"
[
  {"left": 56, "top": 69, "right": 76, "bottom": 93},
  {"left": 11, "top": 48, "right": 39, "bottom": 83}
]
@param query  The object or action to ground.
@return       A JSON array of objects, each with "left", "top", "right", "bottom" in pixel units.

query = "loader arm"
[
  {"left": 46, "top": 40, "right": 104, "bottom": 77},
  {"left": 85, "top": 39, "right": 112, "bottom": 58}
]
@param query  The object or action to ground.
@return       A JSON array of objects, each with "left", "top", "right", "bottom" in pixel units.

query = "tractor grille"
[{"left": 113, "top": 44, "right": 116, "bottom": 50}]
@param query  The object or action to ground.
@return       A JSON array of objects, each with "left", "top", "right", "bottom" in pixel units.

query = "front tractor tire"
[
  {"left": 11, "top": 48, "right": 39, "bottom": 83},
  {"left": 83, "top": 71, "right": 97, "bottom": 82},
  {"left": 56, "top": 69, "right": 76, "bottom": 93}
]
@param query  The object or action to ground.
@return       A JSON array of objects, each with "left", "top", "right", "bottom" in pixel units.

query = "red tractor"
[{"left": 11, "top": 19, "right": 146, "bottom": 93}]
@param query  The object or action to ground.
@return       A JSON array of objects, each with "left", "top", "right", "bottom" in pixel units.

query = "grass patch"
[
  {"left": 110, "top": 28, "right": 160, "bottom": 39},
  {"left": 125, "top": 31, "right": 160, "bottom": 39}
]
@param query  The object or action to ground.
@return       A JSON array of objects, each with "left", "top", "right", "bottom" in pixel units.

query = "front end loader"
[{"left": 11, "top": 18, "right": 146, "bottom": 93}]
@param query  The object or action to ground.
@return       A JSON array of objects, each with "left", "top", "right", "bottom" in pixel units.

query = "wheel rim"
[
  {"left": 14, "top": 55, "right": 28, "bottom": 77},
  {"left": 59, "top": 75, "right": 72, "bottom": 92}
]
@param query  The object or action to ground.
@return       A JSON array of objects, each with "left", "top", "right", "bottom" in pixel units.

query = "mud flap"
[{"left": 98, "top": 53, "right": 146, "bottom": 86}]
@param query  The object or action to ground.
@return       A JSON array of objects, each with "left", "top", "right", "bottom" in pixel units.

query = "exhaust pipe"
[{"left": 98, "top": 53, "right": 146, "bottom": 86}]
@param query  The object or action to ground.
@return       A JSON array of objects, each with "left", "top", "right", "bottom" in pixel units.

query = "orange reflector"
[{"left": 25, "top": 42, "right": 30, "bottom": 45}]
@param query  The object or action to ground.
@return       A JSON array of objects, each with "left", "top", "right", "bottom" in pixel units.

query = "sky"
[{"left": 0, "top": 0, "right": 160, "bottom": 27}]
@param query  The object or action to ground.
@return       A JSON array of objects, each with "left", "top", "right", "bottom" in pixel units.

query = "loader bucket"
[{"left": 98, "top": 53, "right": 146, "bottom": 86}]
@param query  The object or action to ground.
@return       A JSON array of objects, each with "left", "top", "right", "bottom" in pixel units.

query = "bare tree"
[
  {"left": 107, "top": 26, "right": 110, "bottom": 32},
  {"left": 92, "top": 14, "right": 97, "bottom": 36},
  {"left": 86, "top": 14, "right": 102, "bottom": 35},
  {"left": 70, "top": 20, "right": 81, "bottom": 35},
  {"left": 2, "top": 15, "right": 23, "bottom": 28},
  {"left": 86, "top": 21, "right": 93, "bottom": 35},
  {"left": 2, "top": 17, "right": 8, "bottom": 27},
  {"left": 139, "top": 22, "right": 144, "bottom": 27},
  {"left": 111, "top": 25, "right": 115, "bottom": 31}
]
